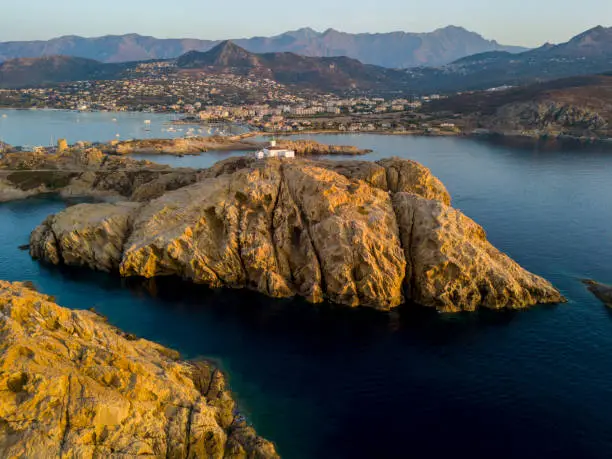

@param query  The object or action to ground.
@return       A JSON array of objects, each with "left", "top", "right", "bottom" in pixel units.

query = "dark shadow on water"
[{"left": 38, "top": 262, "right": 536, "bottom": 351}]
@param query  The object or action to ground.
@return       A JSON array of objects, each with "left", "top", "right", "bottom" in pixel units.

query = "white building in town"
[{"left": 254, "top": 139, "right": 295, "bottom": 159}]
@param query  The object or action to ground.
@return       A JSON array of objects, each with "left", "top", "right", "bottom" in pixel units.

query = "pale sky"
[{"left": 1, "top": 0, "right": 610, "bottom": 47}]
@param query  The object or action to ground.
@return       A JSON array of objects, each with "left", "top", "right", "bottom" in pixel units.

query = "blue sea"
[
  {"left": 1, "top": 120, "right": 612, "bottom": 458},
  {"left": 0, "top": 108, "right": 241, "bottom": 147}
]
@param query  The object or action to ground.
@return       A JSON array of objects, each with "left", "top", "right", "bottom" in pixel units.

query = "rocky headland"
[
  {"left": 270, "top": 139, "right": 371, "bottom": 156},
  {"left": 27, "top": 154, "right": 564, "bottom": 312},
  {"left": 96, "top": 136, "right": 371, "bottom": 157},
  {"left": 102, "top": 136, "right": 259, "bottom": 156},
  {"left": 583, "top": 279, "right": 612, "bottom": 306},
  {"left": 0, "top": 280, "right": 278, "bottom": 458},
  {"left": 0, "top": 147, "right": 201, "bottom": 202}
]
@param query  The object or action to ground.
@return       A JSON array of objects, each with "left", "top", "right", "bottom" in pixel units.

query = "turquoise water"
[
  {"left": 1, "top": 134, "right": 612, "bottom": 458},
  {"left": 0, "top": 109, "right": 241, "bottom": 147}
]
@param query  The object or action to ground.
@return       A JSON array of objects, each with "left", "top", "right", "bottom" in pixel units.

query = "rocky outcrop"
[
  {"left": 0, "top": 148, "right": 201, "bottom": 202},
  {"left": 484, "top": 101, "right": 609, "bottom": 136},
  {"left": 376, "top": 158, "right": 451, "bottom": 205},
  {"left": 0, "top": 280, "right": 278, "bottom": 458},
  {"left": 204, "top": 157, "right": 451, "bottom": 205},
  {"left": 274, "top": 139, "right": 371, "bottom": 156},
  {"left": 393, "top": 193, "right": 563, "bottom": 312},
  {"left": 30, "top": 202, "right": 140, "bottom": 272},
  {"left": 30, "top": 157, "right": 563, "bottom": 312},
  {"left": 583, "top": 279, "right": 612, "bottom": 306},
  {"left": 104, "top": 136, "right": 259, "bottom": 156}
]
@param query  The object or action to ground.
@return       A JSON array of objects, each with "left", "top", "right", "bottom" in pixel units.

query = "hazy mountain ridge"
[
  {"left": 0, "top": 55, "right": 128, "bottom": 88},
  {"left": 0, "top": 41, "right": 411, "bottom": 93},
  {"left": 2, "top": 27, "right": 612, "bottom": 96},
  {"left": 405, "top": 26, "right": 612, "bottom": 92},
  {"left": 0, "top": 26, "right": 526, "bottom": 68},
  {"left": 175, "top": 41, "right": 410, "bottom": 92}
]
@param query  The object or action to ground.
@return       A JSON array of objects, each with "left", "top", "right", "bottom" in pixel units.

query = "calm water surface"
[
  {"left": 1, "top": 133, "right": 612, "bottom": 458},
  {"left": 0, "top": 108, "right": 239, "bottom": 147}
]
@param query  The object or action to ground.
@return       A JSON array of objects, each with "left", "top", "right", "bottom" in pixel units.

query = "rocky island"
[
  {"left": 0, "top": 280, "right": 278, "bottom": 458},
  {"left": 583, "top": 279, "right": 612, "bottom": 306},
  {"left": 15, "top": 146, "right": 564, "bottom": 312},
  {"left": 100, "top": 136, "right": 372, "bottom": 157},
  {"left": 102, "top": 135, "right": 259, "bottom": 156}
]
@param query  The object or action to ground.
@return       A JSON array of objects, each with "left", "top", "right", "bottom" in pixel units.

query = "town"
[{"left": 0, "top": 61, "right": 461, "bottom": 135}]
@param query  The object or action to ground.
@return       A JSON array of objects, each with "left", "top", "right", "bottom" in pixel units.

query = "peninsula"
[
  {"left": 100, "top": 136, "right": 372, "bottom": 157},
  {"left": 6, "top": 146, "right": 565, "bottom": 313},
  {"left": 0, "top": 280, "right": 278, "bottom": 458}
]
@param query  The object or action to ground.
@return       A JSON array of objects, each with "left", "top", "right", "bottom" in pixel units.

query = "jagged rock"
[
  {"left": 118, "top": 160, "right": 406, "bottom": 308},
  {"left": 488, "top": 101, "right": 609, "bottom": 135},
  {"left": 274, "top": 139, "right": 371, "bottom": 155},
  {"left": 30, "top": 157, "right": 563, "bottom": 312},
  {"left": 202, "top": 156, "right": 450, "bottom": 205},
  {"left": 30, "top": 202, "right": 140, "bottom": 271},
  {"left": 0, "top": 280, "right": 278, "bottom": 458},
  {"left": 309, "top": 159, "right": 389, "bottom": 190},
  {"left": 392, "top": 193, "right": 564, "bottom": 312},
  {"left": 0, "top": 176, "right": 48, "bottom": 202},
  {"left": 583, "top": 279, "right": 612, "bottom": 306},
  {"left": 105, "top": 136, "right": 258, "bottom": 156},
  {"left": 0, "top": 149, "right": 179, "bottom": 202},
  {"left": 376, "top": 157, "right": 451, "bottom": 205},
  {"left": 130, "top": 170, "right": 200, "bottom": 202}
]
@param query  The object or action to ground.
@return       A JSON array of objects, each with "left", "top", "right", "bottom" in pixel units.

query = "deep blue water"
[{"left": 1, "top": 134, "right": 612, "bottom": 458}]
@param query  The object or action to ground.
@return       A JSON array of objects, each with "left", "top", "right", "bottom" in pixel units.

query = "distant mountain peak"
[
  {"left": 0, "top": 26, "right": 528, "bottom": 68},
  {"left": 571, "top": 25, "right": 610, "bottom": 41},
  {"left": 177, "top": 41, "right": 259, "bottom": 68},
  {"left": 293, "top": 27, "right": 318, "bottom": 34}
]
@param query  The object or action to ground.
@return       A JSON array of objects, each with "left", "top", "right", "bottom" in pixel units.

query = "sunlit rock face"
[
  {"left": 29, "top": 157, "right": 564, "bottom": 312},
  {"left": 0, "top": 280, "right": 279, "bottom": 458}
]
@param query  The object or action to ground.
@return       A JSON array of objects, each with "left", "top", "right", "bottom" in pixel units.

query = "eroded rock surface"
[
  {"left": 30, "top": 202, "right": 140, "bottom": 272},
  {"left": 0, "top": 280, "right": 278, "bottom": 458},
  {"left": 393, "top": 193, "right": 563, "bottom": 312},
  {"left": 0, "top": 148, "right": 195, "bottom": 202},
  {"left": 377, "top": 157, "right": 451, "bottom": 205},
  {"left": 29, "top": 157, "right": 563, "bottom": 312}
]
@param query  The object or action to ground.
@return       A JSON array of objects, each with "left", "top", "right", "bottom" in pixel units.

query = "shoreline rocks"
[
  {"left": 0, "top": 148, "right": 201, "bottom": 203},
  {"left": 0, "top": 280, "right": 278, "bottom": 458},
  {"left": 29, "top": 156, "right": 564, "bottom": 312},
  {"left": 583, "top": 279, "right": 612, "bottom": 306}
]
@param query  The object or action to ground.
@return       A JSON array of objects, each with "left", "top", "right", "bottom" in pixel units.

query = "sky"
[{"left": 1, "top": 0, "right": 610, "bottom": 47}]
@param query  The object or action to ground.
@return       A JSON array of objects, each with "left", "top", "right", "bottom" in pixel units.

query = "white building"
[{"left": 254, "top": 140, "right": 295, "bottom": 159}]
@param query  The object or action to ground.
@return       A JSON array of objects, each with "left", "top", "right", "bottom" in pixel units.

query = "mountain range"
[
  {"left": 175, "top": 41, "right": 410, "bottom": 92},
  {"left": 0, "top": 26, "right": 526, "bottom": 69},
  {"left": 1, "top": 26, "right": 612, "bottom": 96},
  {"left": 0, "top": 41, "right": 410, "bottom": 93},
  {"left": 407, "top": 26, "right": 612, "bottom": 92}
]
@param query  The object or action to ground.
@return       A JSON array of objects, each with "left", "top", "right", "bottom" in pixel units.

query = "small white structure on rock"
[{"left": 255, "top": 139, "right": 295, "bottom": 159}]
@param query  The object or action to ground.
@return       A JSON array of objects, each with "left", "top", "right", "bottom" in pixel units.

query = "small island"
[
  {"left": 583, "top": 279, "right": 612, "bottom": 307},
  {"left": 0, "top": 144, "right": 565, "bottom": 313},
  {"left": 100, "top": 136, "right": 372, "bottom": 157}
]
